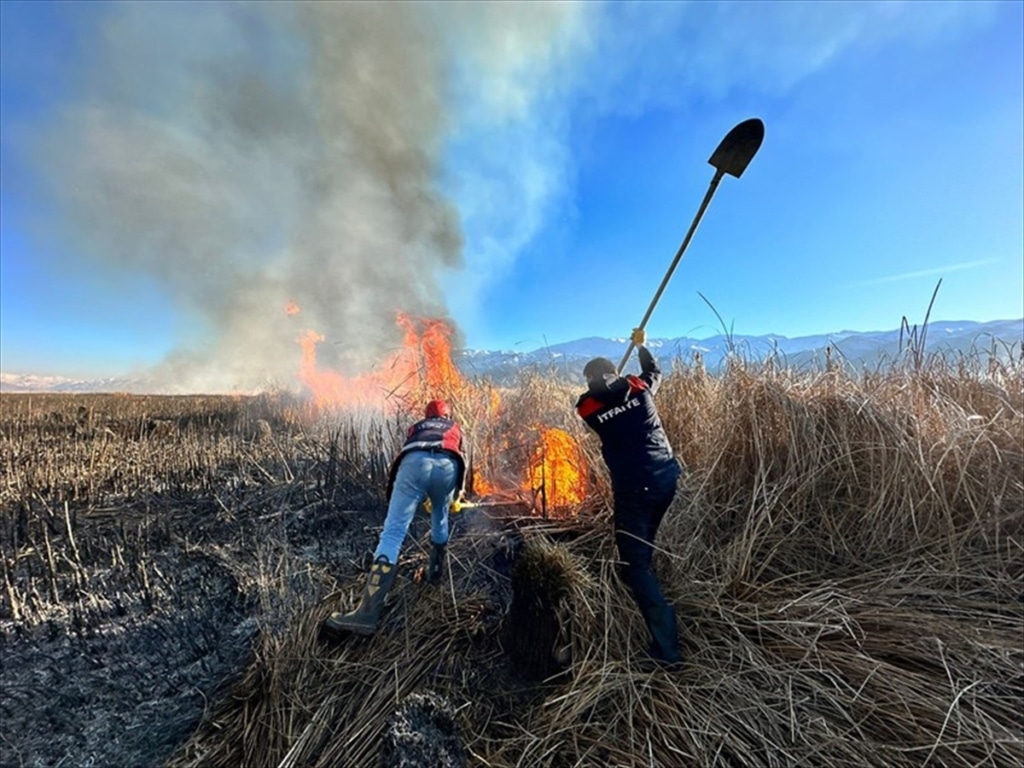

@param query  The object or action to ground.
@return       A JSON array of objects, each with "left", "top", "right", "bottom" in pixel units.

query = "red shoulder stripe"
[
  {"left": 626, "top": 375, "right": 648, "bottom": 393},
  {"left": 576, "top": 396, "right": 603, "bottom": 419}
]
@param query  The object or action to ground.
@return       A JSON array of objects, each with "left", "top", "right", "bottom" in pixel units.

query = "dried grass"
[
  {"left": 164, "top": 354, "right": 1023, "bottom": 768},
  {"left": 3, "top": 348, "right": 1022, "bottom": 767}
]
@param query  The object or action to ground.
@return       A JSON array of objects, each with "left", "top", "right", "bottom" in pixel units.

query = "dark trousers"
[{"left": 613, "top": 462, "right": 681, "bottom": 662}]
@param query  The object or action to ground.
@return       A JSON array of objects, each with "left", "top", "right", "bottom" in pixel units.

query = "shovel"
[{"left": 617, "top": 118, "right": 765, "bottom": 373}]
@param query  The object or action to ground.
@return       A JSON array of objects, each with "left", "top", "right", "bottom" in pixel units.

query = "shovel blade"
[{"left": 708, "top": 118, "right": 764, "bottom": 178}]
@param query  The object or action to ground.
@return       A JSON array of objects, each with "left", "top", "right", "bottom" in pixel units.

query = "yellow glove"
[
  {"left": 631, "top": 327, "right": 647, "bottom": 346},
  {"left": 424, "top": 497, "right": 470, "bottom": 514}
]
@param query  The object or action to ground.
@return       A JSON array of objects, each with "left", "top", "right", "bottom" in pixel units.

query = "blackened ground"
[
  {"left": 0, "top": 550, "right": 252, "bottom": 768},
  {"left": 0, "top": 482, "right": 542, "bottom": 768},
  {"left": 0, "top": 492, "right": 378, "bottom": 768}
]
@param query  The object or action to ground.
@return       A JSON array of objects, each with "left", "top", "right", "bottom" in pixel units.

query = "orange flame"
[
  {"left": 525, "top": 427, "right": 588, "bottom": 511},
  {"left": 296, "top": 313, "right": 467, "bottom": 411},
  {"left": 293, "top": 314, "right": 588, "bottom": 516},
  {"left": 285, "top": 300, "right": 301, "bottom": 316},
  {"left": 417, "top": 316, "right": 465, "bottom": 393},
  {"left": 296, "top": 329, "right": 366, "bottom": 407}
]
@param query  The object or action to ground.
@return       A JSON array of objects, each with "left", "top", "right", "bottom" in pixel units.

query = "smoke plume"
[{"left": 32, "top": 2, "right": 580, "bottom": 392}]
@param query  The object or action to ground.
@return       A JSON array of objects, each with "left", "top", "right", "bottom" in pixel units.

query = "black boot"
[
  {"left": 642, "top": 602, "right": 682, "bottom": 668},
  {"left": 324, "top": 556, "right": 398, "bottom": 636},
  {"left": 427, "top": 542, "right": 447, "bottom": 585},
  {"left": 625, "top": 567, "right": 682, "bottom": 666}
]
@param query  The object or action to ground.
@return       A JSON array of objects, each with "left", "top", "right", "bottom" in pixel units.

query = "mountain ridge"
[
  {"left": 3, "top": 318, "right": 1021, "bottom": 393},
  {"left": 458, "top": 318, "right": 1023, "bottom": 383}
]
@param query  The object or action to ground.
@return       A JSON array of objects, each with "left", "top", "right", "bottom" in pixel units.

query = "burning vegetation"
[
  {"left": 1, "top": 341, "right": 1022, "bottom": 767},
  {"left": 292, "top": 311, "right": 591, "bottom": 516}
]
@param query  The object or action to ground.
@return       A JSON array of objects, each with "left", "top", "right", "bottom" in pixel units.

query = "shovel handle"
[{"left": 617, "top": 169, "right": 725, "bottom": 373}]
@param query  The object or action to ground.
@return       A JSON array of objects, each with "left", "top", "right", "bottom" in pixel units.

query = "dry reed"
[
  {"left": 3, "top": 347, "right": 1022, "bottom": 768},
  {"left": 164, "top": 353, "right": 1021, "bottom": 767}
]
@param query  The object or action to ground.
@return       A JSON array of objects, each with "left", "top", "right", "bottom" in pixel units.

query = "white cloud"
[
  {"left": 575, "top": 0, "right": 995, "bottom": 113},
  {"left": 852, "top": 258, "right": 1000, "bottom": 287}
]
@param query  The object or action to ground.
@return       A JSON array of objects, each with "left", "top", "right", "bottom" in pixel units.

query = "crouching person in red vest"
[{"left": 324, "top": 399, "right": 466, "bottom": 637}]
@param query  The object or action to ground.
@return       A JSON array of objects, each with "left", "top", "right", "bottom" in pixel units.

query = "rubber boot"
[
  {"left": 626, "top": 568, "right": 682, "bottom": 667},
  {"left": 643, "top": 602, "right": 682, "bottom": 667},
  {"left": 427, "top": 542, "right": 447, "bottom": 585},
  {"left": 323, "top": 556, "right": 398, "bottom": 636}
]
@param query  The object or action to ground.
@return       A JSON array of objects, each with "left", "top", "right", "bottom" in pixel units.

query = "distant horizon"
[
  {"left": 547, "top": 315, "right": 1024, "bottom": 345},
  {"left": 3, "top": 315, "right": 1020, "bottom": 385}
]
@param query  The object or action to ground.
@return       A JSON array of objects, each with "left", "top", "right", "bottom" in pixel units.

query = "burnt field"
[
  {"left": 0, "top": 392, "right": 402, "bottom": 767},
  {"left": 2, "top": 354, "right": 1023, "bottom": 767}
]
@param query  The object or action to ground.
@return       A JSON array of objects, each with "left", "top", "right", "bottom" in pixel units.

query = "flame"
[
  {"left": 416, "top": 316, "right": 465, "bottom": 393},
  {"left": 284, "top": 300, "right": 301, "bottom": 316},
  {"left": 471, "top": 426, "right": 589, "bottom": 516},
  {"left": 296, "top": 313, "right": 467, "bottom": 411},
  {"left": 296, "top": 329, "right": 361, "bottom": 407},
  {"left": 293, "top": 314, "right": 588, "bottom": 516},
  {"left": 525, "top": 427, "right": 588, "bottom": 511}
]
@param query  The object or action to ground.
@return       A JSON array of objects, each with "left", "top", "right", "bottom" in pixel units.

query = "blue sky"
[{"left": 1, "top": 1, "right": 1022, "bottom": 386}]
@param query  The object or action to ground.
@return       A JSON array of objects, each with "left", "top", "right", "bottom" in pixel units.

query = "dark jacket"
[
  {"left": 386, "top": 416, "right": 467, "bottom": 501},
  {"left": 575, "top": 347, "right": 678, "bottom": 492}
]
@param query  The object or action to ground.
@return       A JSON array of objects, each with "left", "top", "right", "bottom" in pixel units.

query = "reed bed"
[{"left": 162, "top": 353, "right": 1022, "bottom": 768}]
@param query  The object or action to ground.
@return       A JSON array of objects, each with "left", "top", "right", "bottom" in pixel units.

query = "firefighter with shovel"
[
  {"left": 576, "top": 328, "right": 684, "bottom": 666},
  {"left": 323, "top": 399, "right": 466, "bottom": 637},
  {"left": 576, "top": 118, "right": 764, "bottom": 666}
]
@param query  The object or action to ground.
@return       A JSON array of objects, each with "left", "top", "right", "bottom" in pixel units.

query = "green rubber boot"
[{"left": 324, "top": 556, "right": 398, "bottom": 636}]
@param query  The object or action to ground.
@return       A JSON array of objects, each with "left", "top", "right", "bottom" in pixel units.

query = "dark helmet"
[
  {"left": 583, "top": 357, "right": 616, "bottom": 386},
  {"left": 425, "top": 399, "right": 451, "bottom": 419}
]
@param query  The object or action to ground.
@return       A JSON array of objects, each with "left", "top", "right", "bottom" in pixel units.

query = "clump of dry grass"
[{"left": 167, "top": 515, "right": 527, "bottom": 768}]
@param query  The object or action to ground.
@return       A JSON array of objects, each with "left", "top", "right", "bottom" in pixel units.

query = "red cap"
[{"left": 425, "top": 399, "right": 451, "bottom": 418}]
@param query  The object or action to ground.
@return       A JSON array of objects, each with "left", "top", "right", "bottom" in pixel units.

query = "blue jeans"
[{"left": 375, "top": 450, "right": 458, "bottom": 564}]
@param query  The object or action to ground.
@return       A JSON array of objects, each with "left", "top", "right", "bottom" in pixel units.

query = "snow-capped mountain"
[
  {"left": 0, "top": 373, "right": 149, "bottom": 394},
  {"left": 2, "top": 319, "right": 1020, "bottom": 393},
  {"left": 456, "top": 318, "right": 1023, "bottom": 383}
]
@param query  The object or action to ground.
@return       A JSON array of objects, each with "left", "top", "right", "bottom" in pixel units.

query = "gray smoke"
[{"left": 32, "top": 2, "right": 578, "bottom": 392}]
